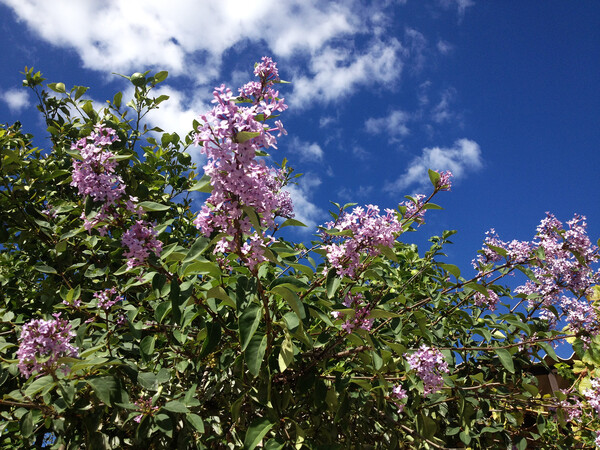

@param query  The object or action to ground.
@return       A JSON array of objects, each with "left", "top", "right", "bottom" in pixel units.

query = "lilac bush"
[{"left": 1, "top": 59, "right": 600, "bottom": 449}]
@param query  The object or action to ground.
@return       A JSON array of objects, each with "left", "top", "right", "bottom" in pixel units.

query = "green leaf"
[
  {"left": 207, "top": 286, "right": 236, "bottom": 309},
  {"left": 237, "top": 131, "right": 261, "bottom": 143},
  {"left": 153, "top": 70, "right": 169, "bottom": 84},
  {"left": 140, "top": 335, "right": 156, "bottom": 359},
  {"left": 244, "top": 333, "right": 267, "bottom": 377},
  {"left": 439, "top": 263, "right": 460, "bottom": 278},
  {"left": 279, "top": 218, "right": 307, "bottom": 228},
  {"left": 188, "top": 174, "right": 212, "bottom": 193},
  {"left": 87, "top": 376, "right": 118, "bottom": 406},
  {"left": 495, "top": 348, "right": 515, "bottom": 374},
  {"left": 269, "top": 276, "right": 309, "bottom": 291},
  {"left": 162, "top": 400, "right": 189, "bottom": 413},
  {"left": 20, "top": 411, "right": 34, "bottom": 438},
  {"left": 243, "top": 416, "right": 274, "bottom": 450},
  {"left": 428, "top": 168, "right": 441, "bottom": 188},
  {"left": 24, "top": 375, "right": 56, "bottom": 398},
  {"left": 198, "top": 321, "right": 221, "bottom": 359},
  {"left": 73, "top": 85, "right": 88, "bottom": 100},
  {"left": 138, "top": 372, "right": 158, "bottom": 391},
  {"left": 278, "top": 333, "right": 294, "bottom": 372},
  {"left": 183, "top": 236, "right": 209, "bottom": 263},
  {"left": 187, "top": 414, "right": 205, "bottom": 433},
  {"left": 239, "top": 303, "right": 262, "bottom": 351},
  {"left": 271, "top": 286, "right": 306, "bottom": 320},
  {"left": 182, "top": 260, "right": 221, "bottom": 278},
  {"left": 538, "top": 341, "right": 559, "bottom": 362},
  {"left": 326, "top": 268, "right": 341, "bottom": 299},
  {"left": 34, "top": 264, "right": 57, "bottom": 274},
  {"left": 48, "top": 82, "right": 66, "bottom": 93},
  {"left": 137, "top": 201, "right": 170, "bottom": 211},
  {"left": 113, "top": 91, "right": 123, "bottom": 108}
]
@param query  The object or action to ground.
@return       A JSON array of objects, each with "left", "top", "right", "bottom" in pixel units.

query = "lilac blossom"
[
  {"left": 322, "top": 205, "right": 402, "bottom": 278},
  {"left": 133, "top": 396, "right": 159, "bottom": 423},
  {"left": 473, "top": 213, "right": 599, "bottom": 331},
  {"left": 70, "top": 125, "right": 124, "bottom": 206},
  {"left": 121, "top": 220, "right": 163, "bottom": 269},
  {"left": 17, "top": 316, "right": 78, "bottom": 378},
  {"left": 405, "top": 345, "right": 449, "bottom": 395},
  {"left": 473, "top": 289, "right": 500, "bottom": 312},
  {"left": 334, "top": 293, "right": 374, "bottom": 333},
  {"left": 193, "top": 57, "right": 292, "bottom": 269},
  {"left": 557, "top": 390, "right": 582, "bottom": 422},
  {"left": 436, "top": 170, "right": 453, "bottom": 191},
  {"left": 94, "top": 287, "right": 124, "bottom": 310},
  {"left": 584, "top": 378, "right": 600, "bottom": 416},
  {"left": 400, "top": 194, "right": 426, "bottom": 224},
  {"left": 391, "top": 384, "right": 408, "bottom": 414}
]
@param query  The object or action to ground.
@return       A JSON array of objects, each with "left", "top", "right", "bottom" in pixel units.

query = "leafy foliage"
[{"left": 0, "top": 62, "right": 599, "bottom": 449}]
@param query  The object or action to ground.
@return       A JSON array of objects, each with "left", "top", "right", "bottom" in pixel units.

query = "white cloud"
[
  {"left": 385, "top": 138, "right": 482, "bottom": 193},
  {"left": 431, "top": 88, "right": 457, "bottom": 124},
  {"left": 288, "top": 136, "right": 324, "bottom": 162},
  {"left": 1, "top": 88, "right": 30, "bottom": 113},
  {"left": 284, "top": 175, "right": 324, "bottom": 231},
  {"left": 437, "top": 40, "right": 454, "bottom": 55},
  {"left": 365, "top": 110, "right": 411, "bottom": 140},
  {"left": 289, "top": 38, "right": 404, "bottom": 107},
  {"left": 438, "top": 0, "right": 475, "bottom": 18},
  {"left": 0, "top": 0, "right": 357, "bottom": 81}
]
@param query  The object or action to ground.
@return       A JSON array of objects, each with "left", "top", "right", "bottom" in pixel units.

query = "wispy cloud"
[
  {"left": 284, "top": 174, "right": 324, "bottom": 231},
  {"left": 365, "top": 110, "right": 411, "bottom": 141},
  {"left": 1, "top": 88, "right": 30, "bottom": 113},
  {"left": 287, "top": 136, "right": 324, "bottom": 162},
  {"left": 437, "top": 0, "right": 475, "bottom": 19},
  {"left": 385, "top": 138, "right": 482, "bottom": 193},
  {"left": 290, "top": 38, "right": 404, "bottom": 107}
]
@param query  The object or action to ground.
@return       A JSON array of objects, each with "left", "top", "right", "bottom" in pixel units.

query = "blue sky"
[{"left": 1, "top": 0, "right": 599, "bottom": 277}]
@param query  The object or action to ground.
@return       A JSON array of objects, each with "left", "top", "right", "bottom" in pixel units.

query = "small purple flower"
[
  {"left": 405, "top": 345, "right": 449, "bottom": 395},
  {"left": 133, "top": 396, "right": 159, "bottom": 423},
  {"left": 391, "top": 384, "right": 408, "bottom": 414},
  {"left": 94, "top": 288, "right": 124, "bottom": 310},
  {"left": 436, "top": 170, "right": 453, "bottom": 191},
  {"left": 17, "top": 316, "right": 78, "bottom": 378},
  {"left": 322, "top": 205, "right": 402, "bottom": 278},
  {"left": 122, "top": 220, "right": 163, "bottom": 269}
]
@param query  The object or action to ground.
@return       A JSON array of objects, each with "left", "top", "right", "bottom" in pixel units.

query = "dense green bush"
[{"left": 1, "top": 60, "right": 599, "bottom": 449}]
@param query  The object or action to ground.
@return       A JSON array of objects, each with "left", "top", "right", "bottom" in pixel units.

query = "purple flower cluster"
[
  {"left": 404, "top": 345, "right": 449, "bottom": 395},
  {"left": 436, "top": 170, "right": 453, "bottom": 191},
  {"left": 17, "top": 316, "right": 78, "bottom": 378},
  {"left": 473, "top": 289, "right": 500, "bottom": 312},
  {"left": 322, "top": 204, "right": 402, "bottom": 278},
  {"left": 400, "top": 194, "right": 427, "bottom": 225},
  {"left": 71, "top": 126, "right": 124, "bottom": 204},
  {"left": 133, "top": 396, "right": 159, "bottom": 423},
  {"left": 391, "top": 384, "right": 408, "bottom": 414},
  {"left": 584, "top": 379, "right": 600, "bottom": 416},
  {"left": 557, "top": 389, "right": 582, "bottom": 422},
  {"left": 331, "top": 293, "right": 374, "bottom": 333},
  {"left": 94, "top": 287, "right": 124, "bottom": 310},
  {"left": 472, "top": 228, "right": 532, "bottom": 269},
  {"left": 193, "top": 57, "right": 293, "bottom": 269},
  {"left": 121, "top": 220, "right": 163, "bottom": 269},
  {"left": 473, "top": 214, "right": 599, "bottom": 331},
  {"left": 70, "top": 126, "right": 163, "bottom": 267}
]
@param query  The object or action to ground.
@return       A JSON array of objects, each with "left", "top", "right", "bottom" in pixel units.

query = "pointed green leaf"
[
  {"left": 243, "top": 416, "right": 274, "bottom": 450},
  {"left": 138, "top": 201, "right": 170, "bottom": 211},
  {"left": 239, "top": 304, "right": 262, "bottom": 351},
  {"left": 244, "top": 333, "right": 267, "bottom": 377},
  {"left": 326, "top": 268, "right": 341, "bottom": 299},
  {"left": 495, "top": 348, "right": 515, "bottom": 374}
]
